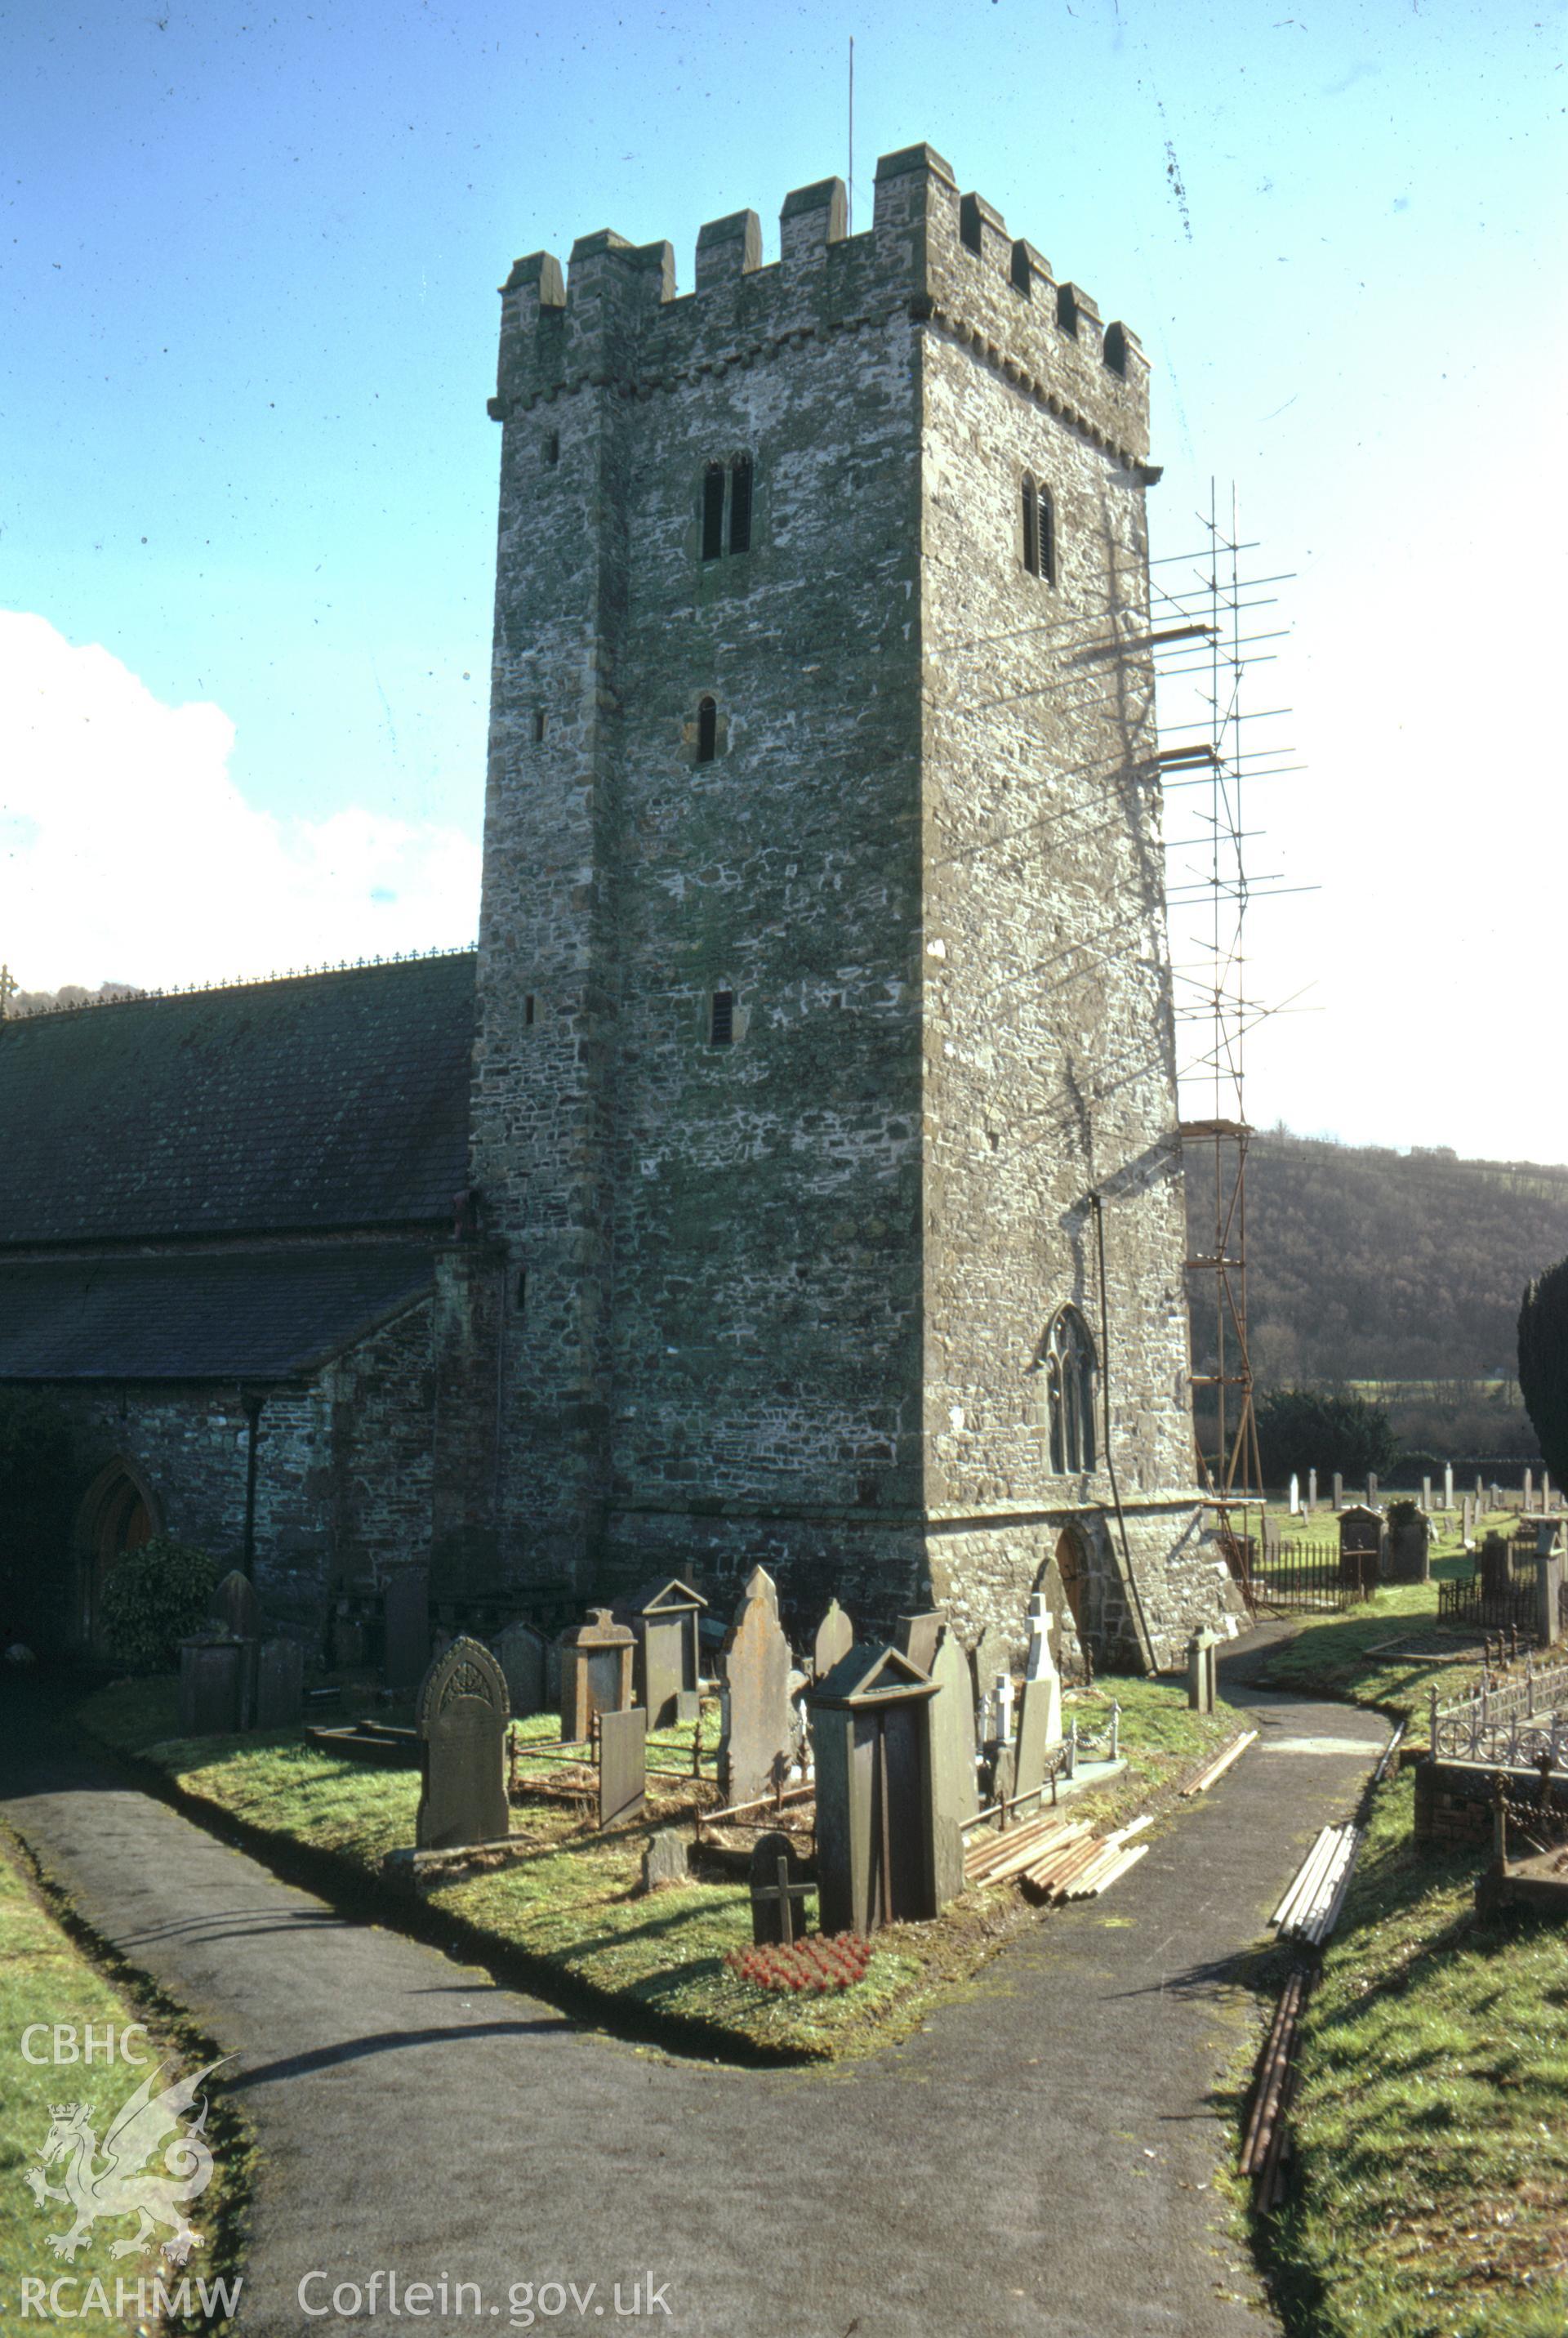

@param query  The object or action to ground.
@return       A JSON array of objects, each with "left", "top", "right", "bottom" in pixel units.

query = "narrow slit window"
[
  {"left": 710, "top": 989, "right": 735, "bottom": 1046},
  {"left": 514, "top": 1268, "right": 528, "bottom": 1314},
  {"left": 544, "top": 430, "right": 560, "bottom": 466},
  {"left": 728, "top": 455, "right": 753, "bottom": 555},
  {"left": 532, "top": 708, "right": 546, "bottom": 743},
  {"left": 696, "top": 695, "right": 718, "bottom": 763},
  {"left": 1022, "top": 476, "right": 1040, "bottom": 577},
  {"left": 523, "top": 993, "right": 535, "bottom": 1026},
  {"left": 1038, "top": 489, "right": 1057, "bottom": 586},
  {"left": 701, "top": 464, "right": 726, "bottom": 561}
]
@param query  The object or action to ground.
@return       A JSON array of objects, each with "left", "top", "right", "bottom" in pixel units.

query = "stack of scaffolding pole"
[
  {"left": 1272, "top": 1822, "right": 1363, "bottom": 1946},
  {"left": 964, "top": 1814, "right": 1087, "bottom": 1890},
  {"left": 1021, "top": 1814, "right": 1152, "bottom": 1903},
  {"left": 1238, "top": 1966, "right": 1312, "bottom": 2209}
]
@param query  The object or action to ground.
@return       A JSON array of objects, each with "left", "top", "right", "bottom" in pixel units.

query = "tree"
[
  {"left": 1518, "top": 1259, "right": 1568, "bottom": 1484},
  {"left": 1254, "top": 1386, "right": 1400, "bottom": 1488}
]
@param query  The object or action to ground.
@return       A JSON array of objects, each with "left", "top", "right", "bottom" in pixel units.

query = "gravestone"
[
  {"left": 742, "top": 1561, "right": 779, "bottom": 1615},
  {"left": 1023, "top": 1593, "right": 1053, "bottom": 1681},
  {"left": 1444, "top": 1462, "right": 1454, "bottom": 1510},
  {"left": 895, "top": 1610, "right": 944, "bottom": 1676},
  {"left": 1307, "top": 1468, "right": 1317, "bottom": 1514},
  {"left": 808, "top": 1645, "right": 941, "bottom": 1931},
  {"left": 209, "top": 1570, "right": 260, "bottom": 1640},
  {"left": 384, "top": 1568, "right": 430, "bottom": 1693},
  {"left": 1331, "top": 1472, "right": 1343, "bottom": 1513},
  {"left": 1339, "top": 1503, "right": 1384, "bottom": 1593},
  {"left": 598, "top": 1707, "right": 648, "bottom": 1830},
  {"left": 1013, "top": 1662, "right": 1062, "bottom": 1801},
  {"left": 495, "top": 1622, "right": 547, "bottom": 1722},
  {"left": 972, "top": 1624, "right": 1009, "bottom": 1706},
  {"left": 1388, "top": 1508, "right": 1432, "bottom": 1585},
  {"left": 626, "top": 1578, "right": 706, "bottom": 1729},
  {"left": 1263, "top": 1512, "right": 1283, "bottom": 1564},
  {"left": 1463, "top": 1494, "right": 1476, "bottom": 1545},
  {"left": 926, "top": 1626, "right": 980, "bottom": 1900},
  {"left": 639, "top": 1830, "right": 689, "bottom": 1894},
  {"left": 179, "top": 1629, "right": 248, "bottom": 1734},
  {"left": 256, "top": 1637, "right": 304, "bottom": 1730},
  {"left": 748, "top": 1830, "right": 813, "bottom": 1946},
  {"left": 987, "top": 1674, "right": 1014, "bottom": 1750},
  {"left": 718, "top": 1570, "right": 795, "bottom": 1806},
  {"left": 1525, "top": 1469, "right": 1535, "bottom": 1511},
  {"left": 560, "top": 1608, "right": 635, "bottom": 1742},
  {"left": 1186, "top": 1626, "right": 1218, "bottom": 1715},
  {"left": 1366, "top": 1472, "right": 1379, "bottom": 1506},
  {"left": 1535, "top": 1539, "right": 1564, "bottom": 1650},
  {"left": 814, "top": 1599, "right": 855, "bottom": 1679},
  {"left": 1289, "top": 1474, "right": 1299, "bottom": 1516},
  {"left": 203, "top": 1571, "right": 258, "bottom": 1727},
  {"left": 1479, "top": 1533, "right": 1510, "bottom": 1604},
  {"left": 415, "top": 1636, "right": 510, "bottom": 1852},
  {"left": 987, "top": 1739, "right": 1017, "bottom": 1818},
  {"left": 1423, "top": 1476, "right": 1433, "bottom": 1514}
]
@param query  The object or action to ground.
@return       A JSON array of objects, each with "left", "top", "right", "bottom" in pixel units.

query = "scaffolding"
[{"left": 1150, "top": 486, "right": 1299, "bottom": 1597}]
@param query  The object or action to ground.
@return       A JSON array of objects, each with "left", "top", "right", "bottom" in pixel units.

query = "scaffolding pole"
[{"left": 1152, "top": 485, "right": 1296, "bottom": 1609}]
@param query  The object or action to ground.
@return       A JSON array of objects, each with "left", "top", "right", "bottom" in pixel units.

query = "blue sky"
[{"left": 2, "top": 0, "right": 1564, "bottom": 1155}]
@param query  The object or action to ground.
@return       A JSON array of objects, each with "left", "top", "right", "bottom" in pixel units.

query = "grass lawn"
[
  {"left": 1267, "top": 1769, "right": 1568, "bottom": 2338},
  {"left": 78, "top": 1671, "right": 1241, "bottom": 2065},
  {"left": 1243, "top": 1511, "right": 1568, "bottom": 2338},
  {"left": 0, "top": 1825, "right": 249, "bottom": 2330},
  {"left": 1253, "top": 1512, "right": 1507, "bottom": 1724}
]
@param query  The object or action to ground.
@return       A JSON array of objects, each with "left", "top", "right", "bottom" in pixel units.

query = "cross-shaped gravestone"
[{"left": 748, "top": 1830, "right": 813, "bottom": 1947}]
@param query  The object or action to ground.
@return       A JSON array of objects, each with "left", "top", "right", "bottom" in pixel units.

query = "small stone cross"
[{"left": 751, "top": 1853, "right": 812, "bottom": 1947}]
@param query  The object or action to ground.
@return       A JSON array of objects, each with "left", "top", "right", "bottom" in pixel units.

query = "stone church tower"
[{"left": 437, "top": 142, "right": 1231, "bottom": 1666}]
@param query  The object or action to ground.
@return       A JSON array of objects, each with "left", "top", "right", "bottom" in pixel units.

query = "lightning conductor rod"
[{"left": 848, "top": 37, "right": 855, "bottom": 231}]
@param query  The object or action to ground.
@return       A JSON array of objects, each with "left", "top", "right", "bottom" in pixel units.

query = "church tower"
[{"left": 443, "top": 144, "right": 1230, "bottom": 1665}]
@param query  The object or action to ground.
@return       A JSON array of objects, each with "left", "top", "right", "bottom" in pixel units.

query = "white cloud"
[{"left": 0, "top": 610, "right": 480, "bottom": 993}]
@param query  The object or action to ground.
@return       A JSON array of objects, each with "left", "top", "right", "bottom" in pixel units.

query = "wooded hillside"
[{"left": 1184, "top": 1130, "right": 1568, "bottom": 1395}]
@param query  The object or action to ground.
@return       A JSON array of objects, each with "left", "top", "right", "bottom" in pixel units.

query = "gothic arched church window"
[{"left": 1044, "top": 1306, "right": 1097, "bottom": 1475}]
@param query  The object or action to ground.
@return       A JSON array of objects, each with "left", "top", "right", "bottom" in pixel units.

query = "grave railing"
[
  {"left": 1251, "top": 1538, "right": 1373, "bottom": 1615},
  {"left": 1428, "top": 1658, "right": 1568, "bottom": 1768}
]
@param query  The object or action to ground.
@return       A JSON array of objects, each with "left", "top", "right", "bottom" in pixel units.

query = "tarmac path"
[{"left": 0, "top": 1640, "right": 1387, "bottom": 2338}]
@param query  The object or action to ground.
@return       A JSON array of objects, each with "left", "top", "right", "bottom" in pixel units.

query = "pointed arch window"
[
  {"left": 1043, "top": 1306, "right": 1097, "bottom": 1475},
  {"left": 696, "top": 695, "right": 718, "bottom": 763}
]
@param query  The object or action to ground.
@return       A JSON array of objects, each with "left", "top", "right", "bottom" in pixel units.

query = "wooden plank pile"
[
  {"left": 962, "top": 1809, "right": 1152, "bottom": 1903},
  {"left": 1238, "top": 1966, "right": 1311, "bottom": 2209},
  {"left": 1270, "top": 1820, "right": 1364, "bottom": 1946},
  {"left": 1178, "top": 1729, "right": 1258, "bottom": 1796}
]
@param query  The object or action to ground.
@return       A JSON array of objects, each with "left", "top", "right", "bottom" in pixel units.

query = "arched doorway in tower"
[
  {"left": 75, "top": 1458, "right": 160, "bottom": 1653},
  {"left": 1040, "top": 1524, "right": 1092, "bottom": 1676}
]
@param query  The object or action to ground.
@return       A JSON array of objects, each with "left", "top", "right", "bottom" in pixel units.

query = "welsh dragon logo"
[{"left": 24, "top": 2057, "right": 227, "bottom": 2264}]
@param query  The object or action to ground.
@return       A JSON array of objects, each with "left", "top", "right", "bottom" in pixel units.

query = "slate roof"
[
  {"left": 0, "top": 1245, "right": 439, "bottom": 1381},
  {"left": 0, "top": 955, "right": 477, "bottom": 1246}
]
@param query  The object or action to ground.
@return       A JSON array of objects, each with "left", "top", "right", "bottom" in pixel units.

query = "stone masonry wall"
[{"left": 51, "top": 1300, "right": 435, "bottom": 1649}]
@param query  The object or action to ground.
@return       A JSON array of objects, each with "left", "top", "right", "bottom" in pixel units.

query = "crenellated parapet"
[{"left": 488, "top": 143, "right": 1152, "bottom": 471}]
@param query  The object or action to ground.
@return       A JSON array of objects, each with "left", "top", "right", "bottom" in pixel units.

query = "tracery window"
[{"left": 1044, "top": 1306, "right": 1097, "bottom": 1475}]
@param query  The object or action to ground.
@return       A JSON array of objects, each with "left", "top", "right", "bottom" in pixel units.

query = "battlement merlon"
[{"left": 488, "top": 144, "right": 1151, "bottom": 466}]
